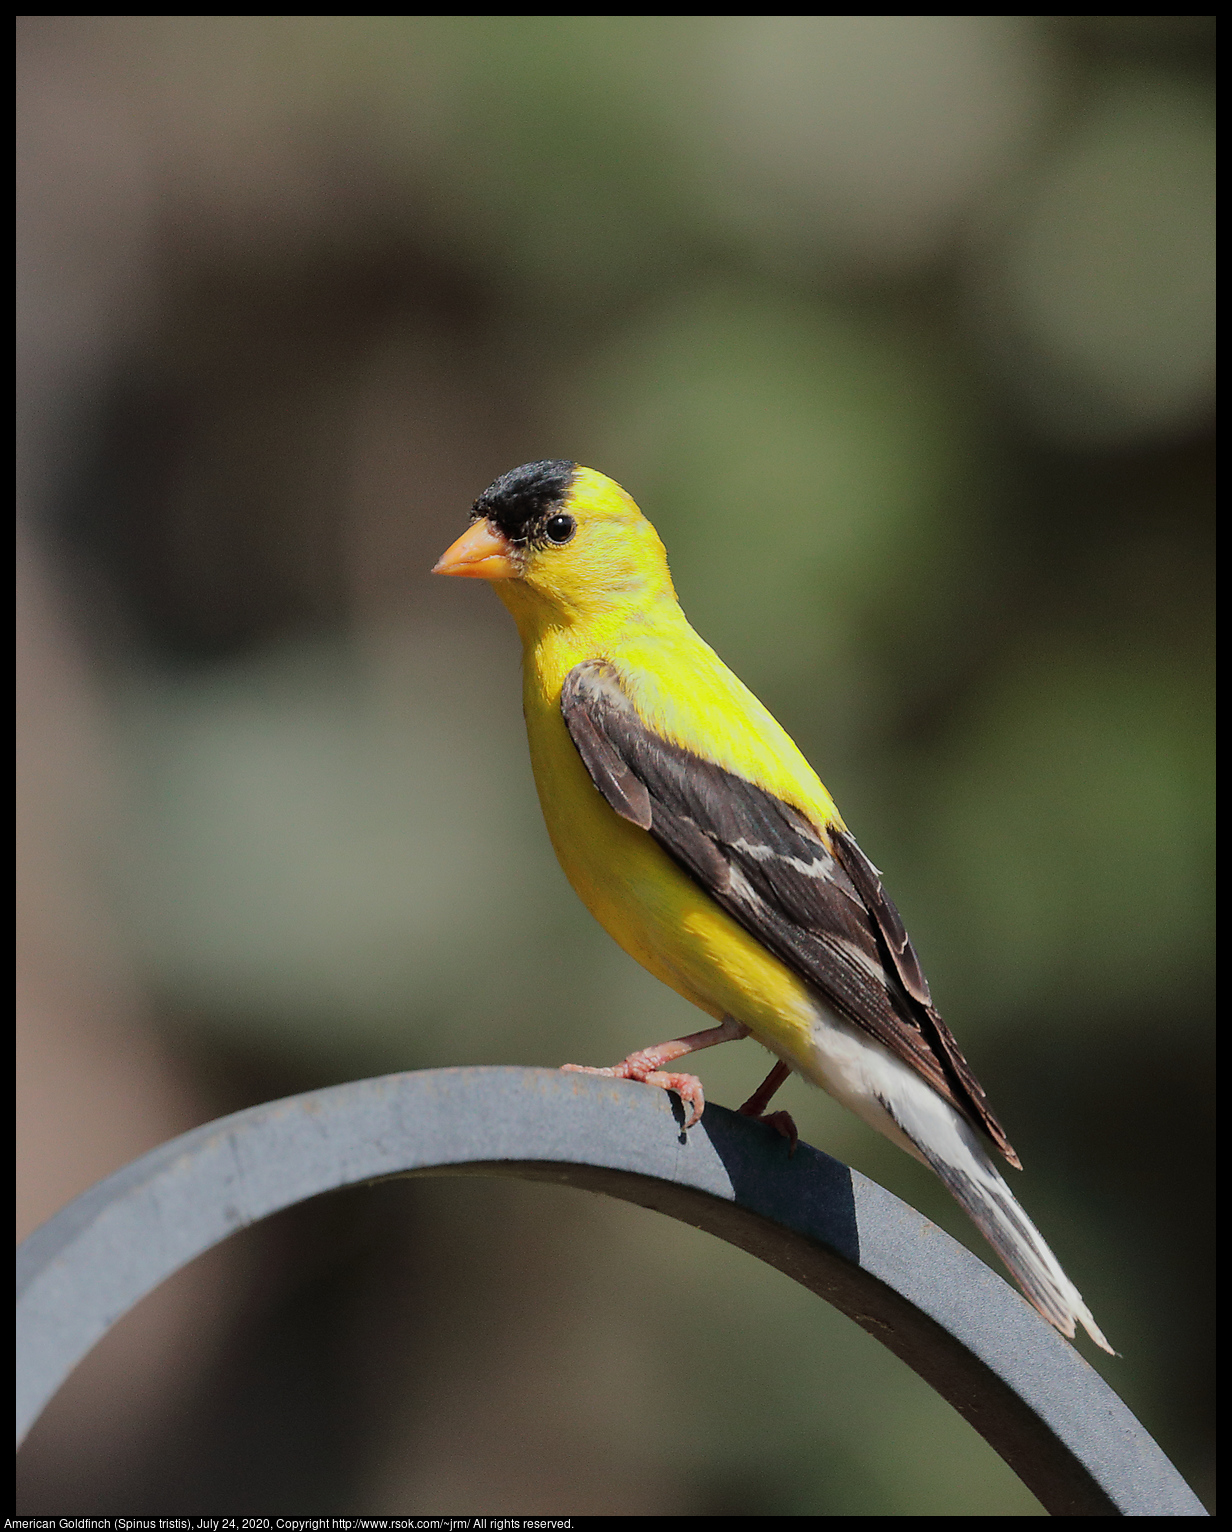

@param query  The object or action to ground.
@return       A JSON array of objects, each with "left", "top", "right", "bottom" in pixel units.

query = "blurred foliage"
[{"left": 16, "top": 15, "right": 1213, "bottom": 1517}]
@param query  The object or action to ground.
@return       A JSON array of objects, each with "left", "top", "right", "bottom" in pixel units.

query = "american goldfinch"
[{"left": 434, "top": 460, "right": 1111, "bottom": 1352}]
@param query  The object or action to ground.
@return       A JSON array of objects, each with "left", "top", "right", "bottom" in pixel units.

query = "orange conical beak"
[{"left": 432, "top": 520, "right": 520, "bottom": 580}]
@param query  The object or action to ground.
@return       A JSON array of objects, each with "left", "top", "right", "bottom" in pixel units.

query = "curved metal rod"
[{"left": 15, "top": 1066, "right": 1204, "bottom": 1516}]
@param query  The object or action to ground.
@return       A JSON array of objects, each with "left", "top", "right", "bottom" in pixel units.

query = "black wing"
[{"left": 561, "top": 659, "right": 1018, "bottom": 1166}]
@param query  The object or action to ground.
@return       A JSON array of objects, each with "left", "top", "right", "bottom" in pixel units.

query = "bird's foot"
[
  {"left": 561, "top": 1053, "right": 706, "bottom": 1128},
  {"left": 738, "top": 1059, "right": 799, "bottom": 1154},
  {"left": 560, "top": 1019, "right": 747, "bottom": 1131},
  {"left": 738, "top": 1103, "right": 799, "bottom": 1155}
]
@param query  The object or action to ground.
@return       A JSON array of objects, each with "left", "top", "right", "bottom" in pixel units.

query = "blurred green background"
[{"left": 16, "top": 16, "right": 1213, "bottom": 1516}]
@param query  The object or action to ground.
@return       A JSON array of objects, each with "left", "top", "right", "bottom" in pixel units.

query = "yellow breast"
[{"left": 515, "top": 607, "right": 832, "bottom": 1059}]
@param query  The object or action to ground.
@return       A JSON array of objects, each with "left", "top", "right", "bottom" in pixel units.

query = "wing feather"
[{"left": 561, "top": 659, "right": 1018, "bottom": 1166}]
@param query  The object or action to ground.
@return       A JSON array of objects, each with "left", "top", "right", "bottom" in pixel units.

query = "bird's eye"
[{"left": 544, "top": 513, "right": 576, "bottom": 545}]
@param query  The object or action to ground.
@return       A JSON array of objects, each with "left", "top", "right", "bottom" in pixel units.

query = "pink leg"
[
  {"left": 738, "top": 1060, "right": 799, "bottom": 1154},
  {"left": 562, "top": 1016, "right": 748, "bottom": 1128}
]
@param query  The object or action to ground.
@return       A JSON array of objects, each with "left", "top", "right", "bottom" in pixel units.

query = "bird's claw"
[
  {"left": 642, "top": 1069, "right": 705, "bottom": 1128},
  {"left": 739, "top": 1100, "right": 799, "bottom": 1156},
  {"left": 561, "top": 1059, "right": 706, "bottom": 1128}
]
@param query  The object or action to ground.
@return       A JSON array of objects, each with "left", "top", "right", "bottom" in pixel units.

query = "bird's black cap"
[{"left": 473, "top": 460, "right": 578, "bottom": 544}]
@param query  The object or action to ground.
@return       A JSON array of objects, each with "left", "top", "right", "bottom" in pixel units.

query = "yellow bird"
[{"left": 434, "top": 459, "right": 1111, "bottom": 1352}]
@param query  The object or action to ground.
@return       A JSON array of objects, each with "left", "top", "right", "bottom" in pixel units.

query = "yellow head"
[{"left": 433, "top": 461, "right": 677, "bottom": 633}]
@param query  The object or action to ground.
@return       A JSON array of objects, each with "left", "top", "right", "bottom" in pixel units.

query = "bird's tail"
[{"left": 914, "top": 1129, "right": 1114, "bottom": 1354}]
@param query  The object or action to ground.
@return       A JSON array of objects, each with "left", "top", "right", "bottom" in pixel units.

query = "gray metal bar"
[{"left": 15, "top": 1066, "right": 1205, "bottom": 1516}]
